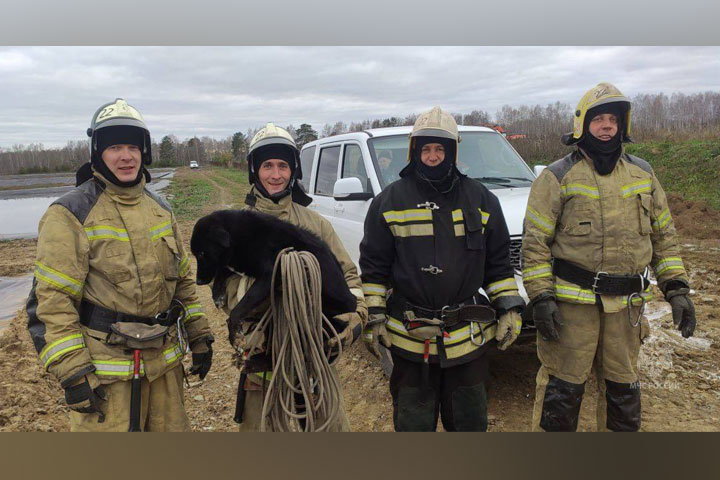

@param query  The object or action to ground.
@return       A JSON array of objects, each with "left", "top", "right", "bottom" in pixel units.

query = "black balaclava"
[
  {"left": 578, "top": 103, "right": 624, "bottom": 176},
  {"left": 412, "top": 136, "right": 458, "bottom": 193},
  {"left": 251, "top": 144, "right": 297, "bottom": 203},
  {"left": 92, "top": 125, "right": 147, "bottom": 187}
]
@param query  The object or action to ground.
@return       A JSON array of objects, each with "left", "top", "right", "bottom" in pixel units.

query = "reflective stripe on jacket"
[
  {"left": 359, "top": 172, "right": 523, "bottom": 366},
  {"left": 27, "top": 172, "right": 212, "bottom": 385},
  {"left": 522, "top": 150, "right": 688, "bottom": 312}
]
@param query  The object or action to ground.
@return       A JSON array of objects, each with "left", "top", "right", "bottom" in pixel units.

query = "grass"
[
  {"left": 625, "top": 139, "right": 720, "bottom": 210},
  {"left": 166, "top": 166, "right": 251, "bottom": 221},
  {"left": 166, "top": 172, "right": 213, "bottom": 221},
  {"left": 205, "top": 166, "right": 252, "bottom": 206}
]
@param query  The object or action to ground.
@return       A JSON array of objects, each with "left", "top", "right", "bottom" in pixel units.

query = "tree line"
[{"left": 2, "top": 91, "right": 719, "bottom": 175}]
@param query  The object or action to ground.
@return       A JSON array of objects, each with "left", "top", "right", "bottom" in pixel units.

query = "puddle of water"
[
  {"left": 0, "top": 170, "right": 175, "bottom": 239},
  {"left": 0, "top": 273, "right": 33, "bottom": 332},
  {"left": 0, "top": 197, "right": 57, "bottom": 239},
  {"left": 147, "top": 170, "right": 175, "bottom": 195}
]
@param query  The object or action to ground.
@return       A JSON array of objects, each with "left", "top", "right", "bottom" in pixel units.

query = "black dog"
[{"left": 190, "top": 209, "right": 357, "bottom": 339}]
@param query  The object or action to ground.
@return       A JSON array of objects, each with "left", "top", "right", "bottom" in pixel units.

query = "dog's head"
[{"left": 190, "top": 214, "right": 231, "bottom": 285}]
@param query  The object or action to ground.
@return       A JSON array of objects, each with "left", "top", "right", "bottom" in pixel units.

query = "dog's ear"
[{"left": 210, "top": 224, "right": 231, "bottom": 249}]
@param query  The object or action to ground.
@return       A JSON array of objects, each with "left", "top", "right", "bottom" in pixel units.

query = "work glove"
[
  {"left": 190, "top": 338, "right": 214, "bottom": 380},
  {"left": 666, "top": 287, "right": 696, "bottom": 338},
  {"left": 363, "top": 309, "right": 392, "bottom": 359},
  {"left": 328, "top": 311, "right": 364, "bottom": 350},
  {"left": 63, "top": 374, "right": 106, "bottom": 419},
  {"left": 532, "top": 294, "right": 563, "bottom": 341},
  {"left": 495, "top": 310, "right": 523, "bottom": 351}
]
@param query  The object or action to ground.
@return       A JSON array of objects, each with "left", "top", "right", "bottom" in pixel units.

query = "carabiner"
[
  {"left": 469, "top": 322, "right": 486, "bottom": 346},
  {"left": 626, "top": 293, "right": 645, "bottom": 328}
]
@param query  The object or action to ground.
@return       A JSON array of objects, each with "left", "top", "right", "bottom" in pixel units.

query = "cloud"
[{"left": 1, "top": 46, "right": 719, "bottom": 148}]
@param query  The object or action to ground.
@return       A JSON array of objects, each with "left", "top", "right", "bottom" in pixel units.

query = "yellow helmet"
[
  {"left": 87, "top": 98, "right": 152, "bottom": 165},
  {"left": 406, "top": 106, "right": 461, "bottom": 164},
  {"left": 562, "top": 82, "right": 631, "bottom": 146}
]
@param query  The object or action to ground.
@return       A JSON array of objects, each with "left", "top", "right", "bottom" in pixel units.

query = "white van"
[{"left": 299, "top": 125, "right": 538, "bottom": 302}]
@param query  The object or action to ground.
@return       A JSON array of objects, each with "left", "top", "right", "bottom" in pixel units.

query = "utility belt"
[
  {"left": 553, "top": 259, "right": 650, "bottom": 296},
  {"left": 391, "top": 294, "right": 496, "bottom": 346},
  {"left": 79, "top": 299, "right": 186, "bottom": 350}
]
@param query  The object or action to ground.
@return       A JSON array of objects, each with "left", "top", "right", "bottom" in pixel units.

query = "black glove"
[
  {"left": 532, "top": 295, "right": 563, "bottom": 341},
  {"left": 64, "top": 375, "right": 106, "bottom": 420},
  {"left": 667, "top": 290, "right": 696, "bottom": 338},
  {"left": 190, "top": 341, "right": 213, "bottom": 380}
]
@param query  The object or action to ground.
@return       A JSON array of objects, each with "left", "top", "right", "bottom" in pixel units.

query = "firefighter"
[
  {"left": 359, "top": 106, "right": 525, "bottom": 431},
  {"left": 218, "top": 123, "right": 367, "bottom": 431},
  {"left": 26, "top": 99, "right": 214, "bottom": 432},
  {"left": 523, "top": 82, "right": 697, "bottom": 432}
]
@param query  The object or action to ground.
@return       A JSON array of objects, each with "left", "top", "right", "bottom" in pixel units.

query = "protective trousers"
[
  {"left": 70, "top": 365, "right": 190, "bottom": 432},
  {"left": 390, "top": 353, "right": 489, "bottom": 432},
  {"left": 532, "top": 302, "right": 649, "bottom": 432},
  {"left": 236, "top": 366, "right": 351, "bottom": 432}
]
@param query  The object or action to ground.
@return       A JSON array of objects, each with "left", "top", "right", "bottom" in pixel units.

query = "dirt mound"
[
  {"left": 0, "top": 310, "right": 68, "bottom": 431},
  {"left": 667, "top": 193, "right": 720, "bottom": 240},
  {"left": 0, "top": 239, "right": 37, "bottom": 276}
]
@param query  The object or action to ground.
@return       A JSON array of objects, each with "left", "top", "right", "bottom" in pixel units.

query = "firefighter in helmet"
[
  {"left": 27, "top": 98, "right": 213, "bottom": 431},
  {"left": 523, "top": 83, "right": 696, "bottom": 431},
  {"left": 359, "top": 107, "right": 525, "bottom": 431},
  {"left": 216, "top": 123, "right": 367, "bottom": 431}
]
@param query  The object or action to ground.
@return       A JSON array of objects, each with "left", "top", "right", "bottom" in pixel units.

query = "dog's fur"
[{"left": 190, "top": 209, "right": 357, "bottom": 338}]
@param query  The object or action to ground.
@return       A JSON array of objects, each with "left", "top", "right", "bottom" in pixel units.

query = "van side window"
[
  {"left": 341, "top": 144, "right": 370, "bottom": 193},
  {"left": 298, "top": 146, "right": 315, "bottom": 192},
  {"left": 315, "top": 146, "right": 341, "bottom": 196}
]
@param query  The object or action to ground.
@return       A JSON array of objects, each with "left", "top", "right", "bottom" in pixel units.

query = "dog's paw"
[{"left": 214, "top": 293, "right": 227, "bottom": 309}]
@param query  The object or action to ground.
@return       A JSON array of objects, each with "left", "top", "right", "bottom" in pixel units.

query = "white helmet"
[{"left": 87, "top": 98, "right": 152, "bottom": 165}]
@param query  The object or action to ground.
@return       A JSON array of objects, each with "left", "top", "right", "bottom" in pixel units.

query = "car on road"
[
  {"left": 190, "top": 161, "right": 200, "bottom": 169},
  {"left": 299, "top": 126, "right": 541, "bottom": 315}
]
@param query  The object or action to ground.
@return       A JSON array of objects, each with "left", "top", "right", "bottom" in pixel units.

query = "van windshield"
[{"left": 368, "top": 131, "right": 534, "bottom": 189}]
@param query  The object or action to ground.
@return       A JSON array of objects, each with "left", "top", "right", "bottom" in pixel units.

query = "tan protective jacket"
[
  {"left": 28, "top": 172, "right": 212, "bottom": 386},
  {"left": 223, "top": 187, "right": 367, "bottom": 325},
  {"left": 522, "top": 150, "right": 689, "bottom": 312}
]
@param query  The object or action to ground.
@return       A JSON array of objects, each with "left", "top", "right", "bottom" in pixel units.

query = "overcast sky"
[{"left": 1, "top": 46, "right": 719, "bottom": 148}]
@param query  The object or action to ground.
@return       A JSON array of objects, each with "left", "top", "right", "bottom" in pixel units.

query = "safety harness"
[
  {"left": 395, "top": 295, "right": 497, "bottom": 390},
  {"left": 79, "top": 299, "right": 186, "bottom": 332},
  {"left": 553, "top": 258, "right": 650, "bottom": 326},
  {"left": 79, "top": 299, "right": 189, "bottom": 431}
]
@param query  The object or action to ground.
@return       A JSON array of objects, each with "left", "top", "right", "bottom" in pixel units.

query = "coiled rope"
[{"left": 243, "top": 247, "right": 343, "bottom": 432}]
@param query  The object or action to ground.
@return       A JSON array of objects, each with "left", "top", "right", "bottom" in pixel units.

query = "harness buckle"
[
  {"left": 421, "top": 265, "right": 443, "bottom": 275},
  {"left": 440, "top": 304, "right": 461, "bottom": 320},
  {"left": 417, "top": 201, "right": 439, "bottom": 210},
  {"left": 592, "top": 271, "right": 608, "bottom": 294}
]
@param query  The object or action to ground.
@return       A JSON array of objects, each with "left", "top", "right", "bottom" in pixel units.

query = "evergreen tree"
[
  {"left": 158, "top": 135, "right": 176, "bottom": 166},
  {"left": 231, "top": 131, "right": 247, "bottom": 161},
  {"left": 295, "top": 123, "right": 318, "bottom": 147}
]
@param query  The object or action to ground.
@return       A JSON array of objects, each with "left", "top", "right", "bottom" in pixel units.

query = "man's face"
[
  {"left": 258, "top": 158, "right": 291, "bottom": 195},
  {"left": 420, "top": 143, "right": 446, "bottom": 167},
  {"left": 588, "top": 113, "right": 619, "bottom": 141},
  {"left": 378, "top": 156, "right": 392, "bottom": 170},
  {"left": 101, "top": 144, "right": 142, "bottom": 182}
]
